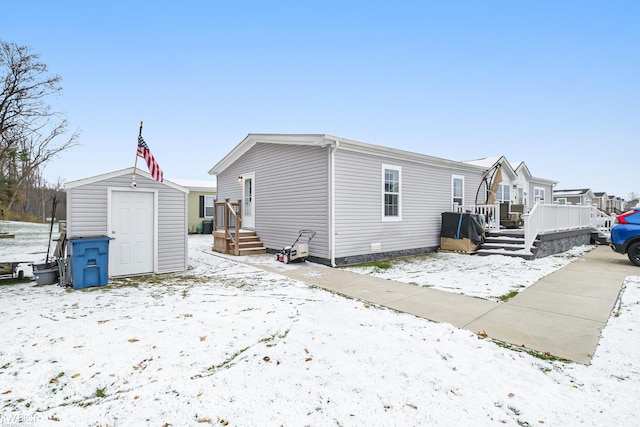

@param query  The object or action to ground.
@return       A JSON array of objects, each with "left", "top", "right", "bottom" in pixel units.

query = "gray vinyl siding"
[
  {"left": 530, "top": 180, "right": 554, "bottom": 205},
  {"left": 334, "top": 149, "right": 483, "bottom": 259},
  {"left": 66, "top": 173, "right": 188, "bottom": 274},
  {"left": 216, "top": 143, "right": 330, "bottom": 259}
]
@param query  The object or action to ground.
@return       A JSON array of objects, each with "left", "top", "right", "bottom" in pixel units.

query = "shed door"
[
  {"left": 109, "top": 190, "right": 155, "bottom": 276},
  {"left": 242, "top": 172, "right": 255, "bottom": 229}
]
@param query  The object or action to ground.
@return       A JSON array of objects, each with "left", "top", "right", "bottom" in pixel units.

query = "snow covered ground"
[{"left": 1, "top": 220, "right": 640, "bottom": 426}]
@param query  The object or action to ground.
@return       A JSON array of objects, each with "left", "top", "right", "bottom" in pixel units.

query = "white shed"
[{"left": 64, "top": 167, "right": 189, "bottom": 277}]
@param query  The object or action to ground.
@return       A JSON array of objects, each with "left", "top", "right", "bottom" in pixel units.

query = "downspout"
[{"left": 329, "top": 140, "right": 339, "bottom": 267}]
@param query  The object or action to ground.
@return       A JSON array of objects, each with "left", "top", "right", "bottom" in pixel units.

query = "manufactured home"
[
  {"left": 209, "top": 134, "right": 490, "bottom": 266},
  {"left": 464, "top": 156, "right": 556, "bottom": 210},
  {"left": 172, "top": 179, "right": 217, "bottom": 234}
]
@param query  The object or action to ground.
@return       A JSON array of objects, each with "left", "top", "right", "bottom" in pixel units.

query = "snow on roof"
[
  {"left": 463, "top": 156, "right": 502, "bottom": 168},
  {"left": 553, "top": 189, "right": 591, "bottom": 195}
]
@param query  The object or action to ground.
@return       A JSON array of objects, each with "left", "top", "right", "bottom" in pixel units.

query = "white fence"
[
  {"left": 455, "top": 202, "right": 616, "bottom": 252},
  {"left": 522, "top": 203, "right": 615, "bottom": 251},
  {"left": 454, "top": 202, "right": 501, "bottom": 230}
]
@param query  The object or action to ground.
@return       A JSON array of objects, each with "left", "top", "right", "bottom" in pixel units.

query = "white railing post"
[{"left": 523, "top": 201, "right": 543, "bottom": 252}]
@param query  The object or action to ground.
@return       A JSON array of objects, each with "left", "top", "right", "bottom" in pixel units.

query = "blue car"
[{"left": 610, "top": 207, "right": 640, "bottom": 267}]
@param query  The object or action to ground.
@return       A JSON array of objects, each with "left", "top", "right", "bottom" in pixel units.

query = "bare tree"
[{"left": 0, "top": 39, "right": 79, "bottom": 211}]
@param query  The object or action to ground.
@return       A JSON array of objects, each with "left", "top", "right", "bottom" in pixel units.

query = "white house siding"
[
  {"left": 216, "top": 143, "right": 330, "bottom": 260},
  {"left": 333, "top": 149, "right": 484, "bottom": 264},
  {"left": 66, "top": 172, "right": 188, "bottom": 274}
]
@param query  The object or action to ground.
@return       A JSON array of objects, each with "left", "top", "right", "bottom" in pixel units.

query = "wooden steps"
[
  {"left": 213, "top": 229, "right": 266, "bottom": 255},
  {"left": 233, "top": 231, "right": 267, "bottom": 255}
]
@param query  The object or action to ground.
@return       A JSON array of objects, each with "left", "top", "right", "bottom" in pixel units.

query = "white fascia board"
[
  {"left": 64, "top": 167, "right": 188, "bottom": 193},
  {"left": 530, "top": 176, "right": 558, "bottom": 186},
  {"left": 65, "top": 167, "right": 140, "bottom": 189},
  {"left": 336, "top": 137, "right": 486, "bottom": 173},
  {"left": 208, "top": 133, "right": 329, "bottom": 175},
  {"left": 514, "top": 162, "right": 532, "bottom": 178},
  {"left": 209, "top": 132, "right": 491, "bottom": 176}
]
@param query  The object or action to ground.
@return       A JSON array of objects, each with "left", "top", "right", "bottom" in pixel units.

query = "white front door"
[
  {"left": 242, "top": 172, "right": 255, "bottom": 229},
  {"left": 109, "top": 190, "right": 155, "bottom": 276}
]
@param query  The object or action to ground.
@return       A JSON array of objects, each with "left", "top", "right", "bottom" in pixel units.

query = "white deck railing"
[
  {"left": 454, "top": 202, "right": 501, "bottom": 230},
  {"left": 522, "top": 203, "right": 615, "bottom": 251},
  {"left": 590, "top": 207, "right": 615, "bottom": 236},
  {"left": 454, "top": 202, "right": 616, "bottom": 253}
]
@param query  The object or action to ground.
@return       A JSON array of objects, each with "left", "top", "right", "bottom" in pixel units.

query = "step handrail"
[
  {"left": 214, "top": 199, "right": 242, "bottom": 255},
  {"left": 522, "top": 202, "right": 603, "bottom": 252}
]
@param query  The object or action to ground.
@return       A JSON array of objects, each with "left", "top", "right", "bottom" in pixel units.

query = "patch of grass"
[
  {"left": 491, "top": 339, "right": 570, "bottom": 363},
  {"left": 95, "top": 388, "right": 106, "bottom": 398},
  {"left": 0, "top": 277, "right": 33, "bottom": 286},
  {"left": 351, "top": 261, "right": 393, "bottom": 270},
  {"left": 498, "top": 291, "right": 519, "bottom": 302},
  {"left": 206, "top": 346, "right": 251, "bottom": 372}
]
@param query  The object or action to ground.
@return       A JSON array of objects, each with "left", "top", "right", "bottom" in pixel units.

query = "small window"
[
  {"left": 382, "top": 165, "right": 401, "bottom": 221},
  {"left": 452, "top": 175, "right": 464, "bottom": 207},
  {"left": 204, "top": 195, "right": 215, "bottom": 217},
  {"left": 534, "top": 187, "right": 545, "bottom": 202},
  {"left": 556, "top": 198, "right": 567, "bottom": 205}
]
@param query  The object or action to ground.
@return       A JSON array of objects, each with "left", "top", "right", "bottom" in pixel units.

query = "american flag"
[{"left": 137, "top": 135, "right": 164, "bottom": 182}]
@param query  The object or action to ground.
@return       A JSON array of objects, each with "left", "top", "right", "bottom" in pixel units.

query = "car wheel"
[
  {"left": 628, "top": 242, "right": 640, "bottom": 267},
  {"left": 283, "top": 254, "right": 289, "bottom": 264}
]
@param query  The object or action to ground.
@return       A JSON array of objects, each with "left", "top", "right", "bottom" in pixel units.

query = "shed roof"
[{"left": 64, "top": 167, "right": 188, "bottom": 193}]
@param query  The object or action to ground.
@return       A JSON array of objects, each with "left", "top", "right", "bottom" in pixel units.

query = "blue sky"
[{"left": 2, "top": 1, "right": 638, "bottom": 198}]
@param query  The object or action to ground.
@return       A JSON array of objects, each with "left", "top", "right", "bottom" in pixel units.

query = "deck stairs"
[
  {"left": 476, "top": 228, "right": 609, "bottom": 260},
  {"left": 475, "top": 230, "right": 538, "bottom": 260},
  {"left": 230, "top": 230, "right": 267, "bottom": 255}
]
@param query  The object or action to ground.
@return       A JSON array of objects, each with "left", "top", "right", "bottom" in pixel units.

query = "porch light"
[{"left": 238, "top": 176, "right": 243, "bottom": 184}]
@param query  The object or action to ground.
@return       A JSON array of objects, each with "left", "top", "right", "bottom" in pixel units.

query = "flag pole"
[{"left": 133, "top": 120, "right": 143, "bottom": 181}]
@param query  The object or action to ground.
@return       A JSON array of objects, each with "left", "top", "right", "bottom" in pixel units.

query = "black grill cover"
[{"left": 440, "top": 212, "right": 485, "bottom": 244}]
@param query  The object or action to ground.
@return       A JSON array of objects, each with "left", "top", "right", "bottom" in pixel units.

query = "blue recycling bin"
[{"left": 69, "top": 236, "right": 111, "bottom": 289}]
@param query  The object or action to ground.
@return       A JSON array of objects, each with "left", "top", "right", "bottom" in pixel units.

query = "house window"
[
  {"left": 497, "top": 183, "right": 510, "bottom": 202},
  {"left": 557, "top": 198, "right": 567, "bottom": 205},
  {"left": 534, "top": 187, "right": 545, "bottom": 202},
  {"left": 452, "top": 175, "right": 464, "bottom": 207},
  {"left": 199, "top": 195, "right": 216, "bottom": 218},
  {"left": 204, "top": 196, "right": 215, "bottom": 217},
  {"left": 382, "top": 165, "right": 401, "bottom": 221}
]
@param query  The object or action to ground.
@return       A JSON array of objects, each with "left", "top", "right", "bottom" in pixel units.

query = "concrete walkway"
[{"left": 245, "top": 246, "right": 638, "bottom": 365}]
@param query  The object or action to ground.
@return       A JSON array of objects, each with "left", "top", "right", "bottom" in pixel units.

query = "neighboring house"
[
  {"left": 172, "top": 179, "right": 217, "bottom": 234},
  {"left": 593, "top": 192, "right": 608, "bottom": 211},
  {"left": 606, "top": 195, "right": 625, "bottom": 213},
  {"left": 553, "top": 189, "right": 596, "bottom": 206},
  {"left": 209, "top": 134, "right": 489, "bottom": 266},
  {"left": 64, "top": 167, "right": 189, "bottom": 277},
  {"left": 463, "top": 156, "right": 556, "bottom": 209}
]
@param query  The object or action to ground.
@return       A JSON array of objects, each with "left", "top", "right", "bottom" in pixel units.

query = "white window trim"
[
  {"left": 451, "top": 174, "right": 464, "bottom": 208},
  {"left": 534, "top": 186, "right": 545, "bottom": 203},
  {"left": 556, "top": 197, "right": 567, "bottom": 205},
  {"left": 204, "top": 195, "right": 215, "bottom": 218},
  {"left": 498, "top": 183, "right": 511, "bottom": 203},
  {"left": 382, "top": 164, "right": 402, "bottom": 222}
]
